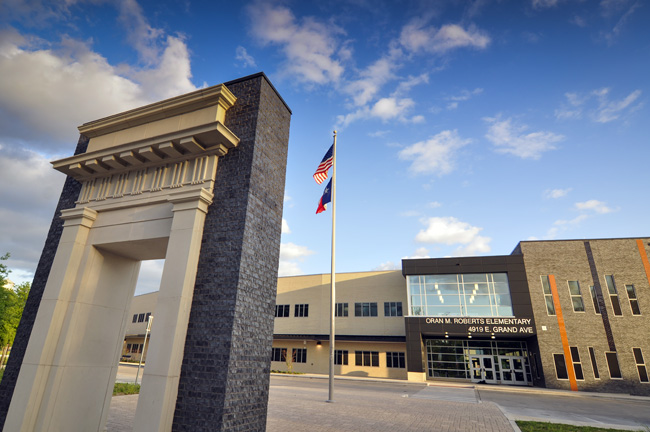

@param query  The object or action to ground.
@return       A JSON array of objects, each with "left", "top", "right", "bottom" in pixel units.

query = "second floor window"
[
  {"left": 384, "top": 302, "right": 403, "bottom": 317},
  {"left": 355, "top": 302, "right": 378, "bottom": 317},
  {"left": 335, "top": 302, "right": 348, "bottom": 317},
  {"left": 295, "top": 304, "right": 309, "bottom": 317},
  {"left": 275, "top": 304, "right": 290, "bottom": 317}
]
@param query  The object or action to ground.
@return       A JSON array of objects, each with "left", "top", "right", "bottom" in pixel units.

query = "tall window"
[
  {"left": 553, "top": 353, "right": 568, "bottom": 380},
  {"left": 625, "top": 285, "right": 641, "bottom": 315},
  {"left": 384, "top": 302, "right": 403, "bottom": 317},
  {"left": 132, "top": 314, "right": 138, "bottom": 323},
  {"left": 334, "top": 350, "right": 348, "bottom": 365},
  {"left": 355, "top": 351, "right": 379, "bottom": 367},
  {"left": 407, "top": 273, "right": 513, "bottom": 317},
  {"left": 568, "top": 281, "right": 585, "bottom": 312},
  {"left": 386, "top": 352, "right": 405, "bottom": 368},
  {"left": 588, "top": 347, "right": 600, "bottom": 379},
  {"left": 145, "top": 312, "right": 151, "bottom": 322},
  {"left": 275, "top": 304, "right": 290, "bottom": 317},
  {"left": 605, "top": 352, "right": 622, "bottom": 379},
  {"left": 605, "top": 275, "right": 622, "bottom": 316},
  {"left": 589, "top": 286, "right": 601, "bottom": 314},
  {"left": 355, "top": 302, "right": 378, "bottom": 317},
  {"left": 541, "top": 276, "right": 556, "bottom": 315},
  {"left": 271, "top": 348, "right": 287, "bottom": 362},
  {"left": 138, "top": 313, "right": 145, "bottom": 323},
  {"left": 295, "top": 304, "right": 309, "bottom": 317},
  {"left": 292, "top": 348, "right": 307, "bottom": 363},
  {"left": 633, "top": 348, "right": 649, "bottom": 383},
  {"left": 570, "top": 347, "right": 584, "bottom": 380},
  {"left": 335, "top": 303, "right": 348, "bottom": 317}
]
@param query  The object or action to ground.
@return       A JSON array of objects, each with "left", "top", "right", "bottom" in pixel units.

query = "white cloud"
[
  {"left": 370, "top": 97, "right": 414, "bottom": 121},
  {"left": 236, "top": 46, "right": 257, "bottom": 68},
  {"left": 446, "top": 88, "right": 483, "bottom": 110},
  {"left": 247, "top": 1, "right": 343, "bottom": 85},
  {"left": 278, "top": 242, "right": 315, "bottom": 276},
  {"left": 399, "top": 130, "right": 470, "bottom": 175},
  {"left": 117, "top": 0, "right": 165, "bottom": 64},
  {"left": 373, "top": 261, "right": 400, "bottom": 271},
  {"left": 399, "top": 22, "right": 490, "bottom": 54},
  {"left": 575, "top": 199, "right": 615, "bottom": 214},
  {"left": 281, "top": 218, "right": 291, "bottom": 234},
  {"left": 415, "top": 216, "right": 491, "bottom": 256},
  {"left": 428, "top": 201, "right": 442, "bottom": 208},
  {"left": 484, "top": 117, "right": 564, "bottom": 159},
  {"left": 544, "top": 188, "right": 571, "bottom": 199},
  {"left": 344, "top": 47, "right": 403, "bottom": 107},
  {"left": 531, "top": 0, "right": 561, "bottom": 9},
  {"left": 556, "top": 88, "right": 642, "bottom": 123}
]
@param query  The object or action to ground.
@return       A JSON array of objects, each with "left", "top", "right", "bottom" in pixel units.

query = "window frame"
[
  {"left": 138, "top": 313, "right": 145, "bottom": 323},
  {"left": 588, "top": 347, "right": 600, "bottom": 380},
  {"left": 355, "top": 350, "right": 379, "bottom": 367},
  {"left": 334, "top": 350, "right": 348, "bottom": 365},
  {"left": 632, "top": 348, "right": 649, "bottom": 383},
  {"left": 625, "top": 284, "right": 641, "bottom": 315},
  {"left": 386, "top": 352, "right": 405, "bottom": 369},
  {"left": 553, "top": 353, "right": 569, "bottom": 380},
  {"left": 292, "top": 348, "right": 307, "bottom": 364},
  {"left": 384, "top": 301, "right": 403, "bottom": 317},
  {"left": 567, "top": 281, "right": 585, "bottom": 313},
  {"left": 294, "top": 303, "right": 309, "bottom": 317},
  {"left": 132, "top": 314, "right": 138, "bottom": 323},
  {"left": 354, "top": 302, "right": 378, "bottom": 317},
  {"left": 335, "top": 302, "right": 348, "bottom": 317},
  {"left": 604, "top": 275, "right": 622, "bottom": 316},
  {"left": 541, "top": 276, "right": 556, "bottom": 316},
  {"left": 271, "top": 347, "right": 287, "bottom": 362},
  {"left": 589, "top": 286, "right": 601, "bottom": 315},
  {"left": 570, "top": 346, "right": 584, "bottom": 380},
  {"left": 275, "top": 304, "right": 290, "bottom": 317}
]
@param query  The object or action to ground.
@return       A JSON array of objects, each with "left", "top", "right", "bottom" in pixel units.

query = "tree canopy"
[{"left": 0, "top": 253, "right": 30, "bottom": 348}]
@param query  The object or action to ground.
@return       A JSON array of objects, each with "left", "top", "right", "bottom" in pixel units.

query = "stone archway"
[{"left": 1, "top": 73, "right": 291, "bottom": 431}]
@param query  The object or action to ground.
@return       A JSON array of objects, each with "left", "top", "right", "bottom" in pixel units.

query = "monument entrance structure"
[{"left": 0, "top": 73, "right": 291, "bottom": 431}]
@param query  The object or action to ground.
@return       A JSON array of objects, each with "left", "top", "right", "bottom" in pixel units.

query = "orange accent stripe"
[
  {"left": 637, "top": 239, "right": 650, "bottom": 288},
  {"left": 549, "top": 274, "right": 578, "bottom": 391}
]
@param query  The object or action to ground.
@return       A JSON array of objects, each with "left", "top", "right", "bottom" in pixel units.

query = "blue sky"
[{"left": 0, "top": 0, "right": 648, "bottom": 294}]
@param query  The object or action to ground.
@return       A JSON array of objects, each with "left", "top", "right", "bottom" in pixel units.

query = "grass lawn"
[
  {"left": 517, "top": 420, "right": 644, "bottom": 432},
  {"left": 113, "top": 382, "right": 140, "bottom": 396}
]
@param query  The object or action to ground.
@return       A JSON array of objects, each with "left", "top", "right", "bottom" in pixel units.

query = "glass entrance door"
[
  {"left": 469, "top": 355, "right": 497, "bottom": 384},
  {"left": 499, "top": 356, "right": 528, "bottom": 385}
]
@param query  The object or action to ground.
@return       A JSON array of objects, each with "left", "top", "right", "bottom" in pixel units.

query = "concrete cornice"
[{"left": 78, "top": 84, "right": 237, "bottom": 138}]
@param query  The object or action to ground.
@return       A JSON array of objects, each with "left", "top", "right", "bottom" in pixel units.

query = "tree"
[{"left": 0, "top": 253, "right": 31, "bottom": 366}]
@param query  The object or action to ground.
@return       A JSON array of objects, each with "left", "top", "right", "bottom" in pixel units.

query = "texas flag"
[{"left": 316, "top": 179, "right": 332, "bottom": 214}]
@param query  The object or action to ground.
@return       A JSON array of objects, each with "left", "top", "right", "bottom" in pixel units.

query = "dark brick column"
[
  {"left": 0, "top": 135, "right": 89, "bottom": 429},
  {"left": 172, "top": 73, "right": 291, "bottom": 431}
]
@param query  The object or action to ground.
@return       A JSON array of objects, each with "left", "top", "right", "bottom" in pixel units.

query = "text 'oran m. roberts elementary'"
[{"left": 125, "top": 236, "right": 650, "bottom": 396}]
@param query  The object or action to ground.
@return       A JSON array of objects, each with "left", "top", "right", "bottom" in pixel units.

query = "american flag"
[{"left": 313, "top": 144, "right": 333, "bottom": 184}]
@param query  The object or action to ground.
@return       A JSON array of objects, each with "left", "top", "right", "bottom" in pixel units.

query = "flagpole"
[{"left": 327, "top": 130, "right": 337, "bottom": 403}]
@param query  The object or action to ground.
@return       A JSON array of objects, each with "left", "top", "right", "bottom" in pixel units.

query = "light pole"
[{"left": 135, "top": 314, "right": 153, "bottom": 385}]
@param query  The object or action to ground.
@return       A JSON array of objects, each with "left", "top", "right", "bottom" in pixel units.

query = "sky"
[{"left": 0, "top": 0, "right": 648, "bottom": 295}]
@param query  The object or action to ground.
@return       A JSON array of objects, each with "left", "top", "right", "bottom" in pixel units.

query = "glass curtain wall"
[{"left": 407, "top": 273, "right": 513, "bottom": 317}]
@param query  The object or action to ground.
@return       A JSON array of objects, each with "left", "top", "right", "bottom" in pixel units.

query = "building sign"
[{"left": 416, "top": 316, "right": 536, "bottom": 337}]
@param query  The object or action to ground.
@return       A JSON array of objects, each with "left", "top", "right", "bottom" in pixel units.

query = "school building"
[{"left": 124, "top": 237, "right": 650, "bottom": 395}]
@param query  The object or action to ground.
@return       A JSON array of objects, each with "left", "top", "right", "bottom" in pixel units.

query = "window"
[
  {"left": 132, "top": 314, "right": 138, "bottom": 323},
  {"left": 589, "top": 286, "right": 601, "bottom": 314},
  {"left": 625, "top": 285, "right": 641, "bottom": 315},
  {"left": 386, "top": 352, "right": 405, "bottom": 368},
  {"left": 606, "top": 352, "right": 622, "bottom": 379},
  {"left": 633, "top": 348, "right": 649, "bottom": 383},
  {"left": 271, "top": 347, "right": 287, "bottom": 362},
  {"left": 384, "top": 302, "right": 403, "bottom": 317},
  {"left": 138, "top": 313, "right": 145, "bottom": 323},
  {"left": 355, "top": 302, "right": 378, "bottom": 317},
  {"left": 570, "top": 347, "right": 584, "bottom": 380},
  {"left": 588, "top": 347, "right": 600, "bottom": 379},
  {"left": 126, "top": 343, "right": 132, "bottom": 352},
  {"left": 275, "top": 304, "right": 290, "bottom": 317},
  {"left": 335, "top": 303, "right": 348, "bottom": 317},
  {"left": 605, "top": 275, "right": 622, "bottom": 316},
  {"left": 407, "top": 273, "right": 513, "bottom": 317},
  {"left": 292, "top": 348, "right": 307, "bottom": 363},
  {"left": 294, "top": 304, "right": 309, "bottom": 317},
  {"left": 553, "top": 353, "right": 569, "bottom": 380},
  {"left": 145, "top": 312, "right": 151, "bottom": 322},
  {"left": 355, "top": 351, "right": 379, "bottom": 367},
  {"left": 568, "top": 281, "right": 585, "bottom": 312},
  {"left": 542, "top": 276, "right": 556, "bottom": 315},
  {"left": 334, "top": 350, "right": 348, "bottom": 365}
]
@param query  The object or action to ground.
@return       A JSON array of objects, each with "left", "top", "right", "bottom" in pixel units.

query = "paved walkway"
[{"left": 107, "top": 378, "right": 515, "bottom": 431}]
